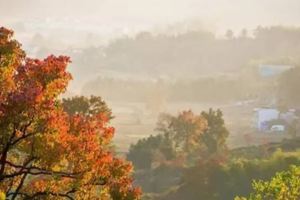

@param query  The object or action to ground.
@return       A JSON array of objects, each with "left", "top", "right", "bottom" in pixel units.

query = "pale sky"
[{"left": 1, "top": 0, "right": 300, "bottom": 48}]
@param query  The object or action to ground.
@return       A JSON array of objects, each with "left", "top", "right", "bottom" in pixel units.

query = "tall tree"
[
  {"left": 156, "top": 110, "right": 207, "bottom": 156},
  {"left": 0, "top": 27, "right": 140, "bottom": 200},
  {"left": 200, "top": 109, "right": 229, "bottom": 156}
]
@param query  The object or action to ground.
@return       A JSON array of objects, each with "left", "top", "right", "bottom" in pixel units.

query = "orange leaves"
[
  {"left": 16, "top": 56, "right": 72, "bottom": 100},
  {"left": 0, "top": 27, "right": 141, "bottom": 199}
]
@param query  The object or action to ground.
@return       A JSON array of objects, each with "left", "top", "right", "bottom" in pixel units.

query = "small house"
[{"left": 255, "top": 108, "right": 280, "bottom": 131}]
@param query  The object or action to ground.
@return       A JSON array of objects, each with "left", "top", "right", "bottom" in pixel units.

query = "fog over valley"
[{"left": 1, "top": 1, "right": 300, "bottom": 199}]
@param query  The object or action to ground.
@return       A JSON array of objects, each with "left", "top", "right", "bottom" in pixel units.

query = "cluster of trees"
[
  {"left": 127, "top": 109, "right": 231, "bottom": 195},
  {"left": 127, "top": 109, "right": 229, "bottom": 170},
  {"left": 127, "top": 108, "right": 300, "bottom": 199},
  {"left": 163, "top": 150, "right": 300, "bottom": 200},
  {"left": 229, "top": 137, "right": 300, "bottom": 160},
  {"left": 0, "top": 27, "right": 140, "bottom": 199}
]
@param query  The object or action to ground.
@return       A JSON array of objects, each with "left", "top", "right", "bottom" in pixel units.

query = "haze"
[
  {"left": 2, "top": 0, "right": 300, "bottom": 44},
  {"left": 2, "top": 1, "right": 300, "bottom": 199}
]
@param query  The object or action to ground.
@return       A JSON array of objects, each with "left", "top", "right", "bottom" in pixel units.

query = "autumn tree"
[
  {"left": 128, "top": 109, "right": 229, "bottom": 169},
  {"left": 156, "top": 111, "right": 207, "bottom": 157},
  {"left": 127, "top": 109, "right": 229, "bottom": 169},
  {"left": 0, "top": 27, "right": 141, "bottom": 200},
  {"left": 158, "top": 109, "right": 229, "bottom": 159},
  {"left": 127, "top": 111, "right": 207, "bottom": 169}
]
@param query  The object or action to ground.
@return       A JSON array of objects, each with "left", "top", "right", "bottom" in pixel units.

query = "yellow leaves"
[
  {"left": 52, "top": 165, "right": 61, "bottom": 172},
  {"left": 0, "top": 191, "right": 5, "bottom": 200},
  {"left": 234, "top": 197, "right": 247, "bottom": 200},
  {"left": 0, "top": 64, "right": 15, "bottom": 94}
]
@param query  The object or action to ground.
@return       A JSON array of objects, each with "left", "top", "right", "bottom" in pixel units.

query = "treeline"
[
  {"left": 162, "top": 150, "right": 300, "bottom": 200},
  {"left": 74, "top": 26, "right": 300, "bottom": 82},
  {"left": 78, "top": 26, "right": 300, "bottom": 105}
]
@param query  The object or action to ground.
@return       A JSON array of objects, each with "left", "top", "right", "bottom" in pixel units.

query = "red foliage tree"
[{"left": 0, "top": 27, "right": 141, "bottom": 200}]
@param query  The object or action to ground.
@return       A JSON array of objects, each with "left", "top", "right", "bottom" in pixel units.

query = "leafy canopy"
[
  {"left": 0, "top": 27, "right": 141, "bottom": 200},
  {"left": 235, "top": 165, "right": 300, "bottom": 200}
]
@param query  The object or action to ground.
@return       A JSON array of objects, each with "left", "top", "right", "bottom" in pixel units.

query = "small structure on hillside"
[
  {"left": 255, "top": 108, "right": 280, "bottom": 131},
  {"left": 254, "top": 107, "right": 298, "bottom": 133}
]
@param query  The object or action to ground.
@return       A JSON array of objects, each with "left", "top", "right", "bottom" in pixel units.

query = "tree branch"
[
  {"left": 4, "top": 160, "right": 82, "bottom": 179},
  {"left": 18, "top": 189, "right": 76, "bottom": 200}
]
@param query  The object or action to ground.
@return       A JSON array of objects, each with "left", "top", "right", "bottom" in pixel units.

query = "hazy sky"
[
  {"left": 1, "top": 0, "right": 300, "bottom": 47},
  {"left": 1, "top": 0, "right": 300, "bottom": 93}
]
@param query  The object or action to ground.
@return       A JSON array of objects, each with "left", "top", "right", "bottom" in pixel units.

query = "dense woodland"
[{"left": 127, "top": 110, "right": 300, "bottom": 199}]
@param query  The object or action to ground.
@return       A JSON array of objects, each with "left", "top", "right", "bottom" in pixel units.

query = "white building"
[
  {"left": 255, "top": 108, "right": 298, "bottom": 132},
  {"left": 255, "top": 108, "right": 280, "bottom": 131}
]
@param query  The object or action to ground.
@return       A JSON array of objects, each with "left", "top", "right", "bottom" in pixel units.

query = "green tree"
[
  {"left": 62, "top": 95, "right": 112, "bottom": 119},
  {"left": 127, "top": 134, "right": 176, "bottom": 170},
  {"left": 163, "top": 150, "right": 300, "bottom": 200},
  {"left": 235, "top": 165, "right": 300, "bottom": 200},
  {"left": 201, "top": 109, "right": 229, "bottom": 156}
]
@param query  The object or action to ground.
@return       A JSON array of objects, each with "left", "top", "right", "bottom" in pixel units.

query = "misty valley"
[{"left": 1, "top": 1, "right": 300, "bottom": 199}]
